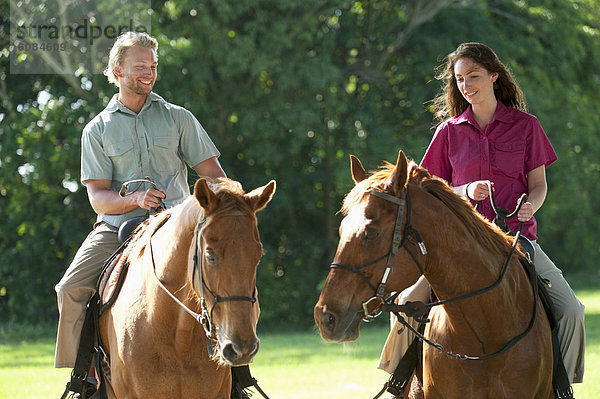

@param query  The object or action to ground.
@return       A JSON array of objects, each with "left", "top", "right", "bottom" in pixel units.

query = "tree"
[{"left": 1, "top": 0, "right": 598, "bottom": 327}]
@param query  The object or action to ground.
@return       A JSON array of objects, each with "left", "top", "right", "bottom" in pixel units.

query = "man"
[{"left": 54, "top": 31, "right": 226, "bottom": 393}]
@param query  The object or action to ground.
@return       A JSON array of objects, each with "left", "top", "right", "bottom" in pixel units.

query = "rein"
[
  {"left": 332, "top": 184, "right": 540, "bottom": 361},
  {"left": 148, "top": 210, "right": 257, "bottom": 358},
  {"left": 386, "top": 221, "right": 540, "bottom": 361}
]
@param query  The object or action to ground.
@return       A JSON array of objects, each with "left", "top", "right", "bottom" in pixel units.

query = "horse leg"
[{"left": 407, "top": 360, "right": 424, "bottom": 399}]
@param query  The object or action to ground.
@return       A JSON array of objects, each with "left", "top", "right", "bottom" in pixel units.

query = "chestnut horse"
[
  {"left": 99, "top": 177, "right": 275, "bottom": 398},
  {"left": 314, "top": 151, "right": 552, "bottom": 398}
]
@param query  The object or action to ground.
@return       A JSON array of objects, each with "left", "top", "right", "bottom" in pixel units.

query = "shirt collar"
[
  {"left": 453, "top": 101, "right": 515, "bottom": 127},
  {"left": 105, "top": 92, "right": 164, "bottom": 114}
]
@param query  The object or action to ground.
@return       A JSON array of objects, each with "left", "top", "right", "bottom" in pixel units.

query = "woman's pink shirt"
[{"left": 421, "top": 101, "right": 557, "bottom": 240}]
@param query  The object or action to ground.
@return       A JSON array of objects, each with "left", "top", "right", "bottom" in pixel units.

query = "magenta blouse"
[{"left": 420, "top": 101, "right": 557, "bottom": 240}]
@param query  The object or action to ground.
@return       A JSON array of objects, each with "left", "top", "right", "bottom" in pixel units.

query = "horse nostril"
[
  {"left": 323, "top": 311, "right": 336, "bottom": 332},
  {"left": 222, "top": 342, "right": 240, "bottom": 363},
  {"left": 249, "top": 340, "right": 260, "bottom": 359}
]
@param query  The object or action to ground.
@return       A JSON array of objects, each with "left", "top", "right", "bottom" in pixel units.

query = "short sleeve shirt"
[
  {"left": 81, "top": 92, "right": 220, "bottom": 227},
  {"left": 420, "top": 101, "right": 557, "bottom": 240}
]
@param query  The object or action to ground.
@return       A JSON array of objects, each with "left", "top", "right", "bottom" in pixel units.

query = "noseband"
[
  {"left": 330, "top": 186, "right": 427, "bottom": 321},
  {"left": 149, "top": 211, "right": 257, "bottom": 358}
]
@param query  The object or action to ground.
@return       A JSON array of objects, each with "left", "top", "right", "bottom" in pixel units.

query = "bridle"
[
  {"left": 149, "top": 210, "right": 257, "bottom": 357},
  {"left": 330, "top": 186, "right": 427, "bottom": 322},
  {"left": 330, "top": 183, "right": 540, "bottom": 361},
  {"left": 192, "top": 212, "right": 258, "bottom": 356}
]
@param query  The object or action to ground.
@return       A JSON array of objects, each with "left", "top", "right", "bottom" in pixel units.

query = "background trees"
[{"left": 1, "top": 0, "right": 599, "bottom": 328}]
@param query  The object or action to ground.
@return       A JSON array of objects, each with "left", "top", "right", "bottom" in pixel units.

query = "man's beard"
[{"left": 123, "top": 77, "right": 153, "bottom": 95}]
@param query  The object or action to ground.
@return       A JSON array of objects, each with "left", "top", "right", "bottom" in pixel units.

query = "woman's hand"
[
  {"left": 517, "top": 201, "right": 535, "bottom": 222},
  {"left": 466, "top": 180, "right": 493, "bottom": 200}
]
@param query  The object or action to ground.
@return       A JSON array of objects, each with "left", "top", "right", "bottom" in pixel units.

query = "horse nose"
[
  {"left": 319, "top": 309, "right": 337, "bottom": 335},
  {"left": 222, "top": 339, "right": 260, "bottom": 365}
]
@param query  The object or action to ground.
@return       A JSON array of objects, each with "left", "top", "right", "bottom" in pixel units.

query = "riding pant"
[{"left": 54, "top": 222, "right": 120, "bottom": 368}]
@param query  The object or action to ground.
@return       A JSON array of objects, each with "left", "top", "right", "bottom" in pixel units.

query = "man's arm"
[
  {"left": 85, "top": 179, "right": 165, "bottom": 215},
  {"left": 192, "top": 156, "right": 227, "bottom": 180}
]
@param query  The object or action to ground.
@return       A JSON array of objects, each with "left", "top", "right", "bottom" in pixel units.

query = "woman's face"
[{"left": 453, "top": 57, "right": 498, "bottom": 106}]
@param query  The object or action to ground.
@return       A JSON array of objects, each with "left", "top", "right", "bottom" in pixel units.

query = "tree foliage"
[{"left": 1, "top": 0, "right": 599, "bottom": 327}]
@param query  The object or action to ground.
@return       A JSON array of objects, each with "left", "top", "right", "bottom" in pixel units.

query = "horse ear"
[
  {"left": 194, "top": 178, "right": 218, "bottom": 212},
  {"left": 350, "top": 155, "right": 369, "bottom": 184},
  {"left": 245, "top": 180, "right": 276, "bottom": 212},
  {"left": 386, "top": 150, "right": 409, "bottom": 195}
]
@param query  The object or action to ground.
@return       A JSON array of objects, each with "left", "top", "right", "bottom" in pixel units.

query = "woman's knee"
[{"left": 556, "top": 299, "right": 585, "bottom": 325}]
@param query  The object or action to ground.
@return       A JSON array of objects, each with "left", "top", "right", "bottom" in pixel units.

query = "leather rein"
[
  {"left": 148, "top": 211, "right": 257, "bottom": 357},
  {"left": 330, "top": 184, "right": 540, "bottom": 361}
]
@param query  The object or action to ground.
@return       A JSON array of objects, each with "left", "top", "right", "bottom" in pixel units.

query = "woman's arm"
[{"left": 518, "top": 165, "right": 547, "bottom": 222}]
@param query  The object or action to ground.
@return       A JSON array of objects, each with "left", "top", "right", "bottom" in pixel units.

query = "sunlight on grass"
[
  {"left": 571, "top": 289, "right": 600, "bottom": 399},
  {"left": 1, "top": 285, "right": 598, "bottom": 398},
  {"left": 250, "top": 326, "right": 391, "bottom": 399}
]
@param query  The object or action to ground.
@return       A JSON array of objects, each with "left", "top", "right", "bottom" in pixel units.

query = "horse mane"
[
  {"left": 125, "top": 177, "right": 255, "bottom": 261},
  {"left": 342, "top": 160, "right": 514, "bottom": 255},
  {"left": 205, "top": 177, "right": 256, "bottom": 218}
]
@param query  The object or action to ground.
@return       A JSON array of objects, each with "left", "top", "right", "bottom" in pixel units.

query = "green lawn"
[{"left": 1, "top": 285, "right": 598, "bottom": 398}]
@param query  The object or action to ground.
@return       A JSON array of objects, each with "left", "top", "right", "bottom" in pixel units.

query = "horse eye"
[
  {"left": 363, "top": 228, "right": 379, "bottom": 241},
  {"left": 205, "top": 249, "right": 218, "bottom": 264}
]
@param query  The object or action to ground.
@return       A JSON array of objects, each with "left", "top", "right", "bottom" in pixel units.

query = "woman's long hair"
[{"left": 431, "top": 42, "right": 527, "bottom": 121}]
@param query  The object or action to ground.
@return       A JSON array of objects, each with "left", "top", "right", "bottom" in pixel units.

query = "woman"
[{"left": 378, "top": 42, "right": 585, "bottom": 390}]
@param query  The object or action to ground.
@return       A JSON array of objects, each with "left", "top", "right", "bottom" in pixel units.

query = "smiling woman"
[{"left": 453, "top": 57, "right": 498, "bottom": 130}]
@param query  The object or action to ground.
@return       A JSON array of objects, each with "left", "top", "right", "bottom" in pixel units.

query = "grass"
[{"left": 1, "top": 280, "right": 598, "bottom": 398}]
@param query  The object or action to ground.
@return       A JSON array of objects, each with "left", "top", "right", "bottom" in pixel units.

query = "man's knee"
[{"left": 55, "top": 279, "right": 96, "bottom": 309}]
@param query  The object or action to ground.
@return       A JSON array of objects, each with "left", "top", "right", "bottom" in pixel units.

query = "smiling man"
[{"left": 54, "top": 32, "right": 226, "bottom": 396}]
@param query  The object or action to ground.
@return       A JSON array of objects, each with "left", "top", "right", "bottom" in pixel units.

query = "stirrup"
[
  {"left": 385, "top": 375, "right": 406, "bottom": 397},
  {"left": 372, "top": 377, "right": 405, "bottom": 399}
]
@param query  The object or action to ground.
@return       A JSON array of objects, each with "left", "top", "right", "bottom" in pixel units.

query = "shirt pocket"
[
  {"left": 493, "top": 140, "right": 525, "bottom": 178},
  {"left": 104, "top": 139, "right": 136, "bottom": 180},
  {"left": 152, "top": 135, "right": 180, "bottom": 173}
]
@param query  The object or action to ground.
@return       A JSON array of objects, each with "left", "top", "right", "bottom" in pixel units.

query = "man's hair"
[{"left": 104, "top": 32, "right": 158, "bottom": 86}]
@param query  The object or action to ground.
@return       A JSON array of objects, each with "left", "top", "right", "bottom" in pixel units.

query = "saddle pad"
[{"left": 100, "top": 253, "right": 128, "bottom": 306}]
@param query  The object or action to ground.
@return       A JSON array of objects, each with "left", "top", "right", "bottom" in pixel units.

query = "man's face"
[{"left": 116, "top": 45, "right": 158, "bottom": 95}]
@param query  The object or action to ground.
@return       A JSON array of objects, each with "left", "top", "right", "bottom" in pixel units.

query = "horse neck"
[
  {"left": 413, "top": 189, "right": 529, "bottom": 329},
  {"left": 148, "top": 199, "right": 200, "bottom": 299},
  {"left": 141, "top": 200, "right": 209, "bottom": 342}
]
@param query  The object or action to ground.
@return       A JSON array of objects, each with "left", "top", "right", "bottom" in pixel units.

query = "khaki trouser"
[
  {"left": 54, "top": 222, "right": 120, "bottom": 368},
  {"left": 378, "top": 242, "right": 585, "bottom": 384}
]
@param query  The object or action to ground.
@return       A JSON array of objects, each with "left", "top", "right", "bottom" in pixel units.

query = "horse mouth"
[
  {"left": 315, "top": 305, "right": 363, "bottom": 343},
  {"left": 218, "top": 337, "right": 260, "bottom": 366}
]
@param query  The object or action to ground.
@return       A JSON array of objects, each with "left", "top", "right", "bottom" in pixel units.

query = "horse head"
[
  {"left": 193, "top": 178, "right": 276, "bottom": 365},
  {"left": 315, "top": 150, "right": 425, "bottom": 342}
]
